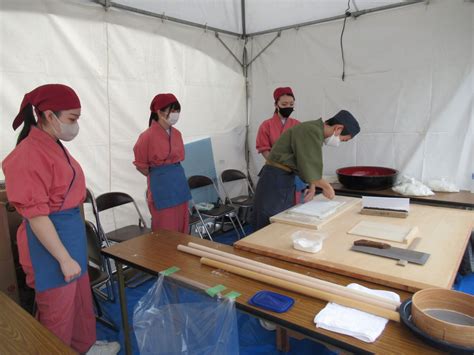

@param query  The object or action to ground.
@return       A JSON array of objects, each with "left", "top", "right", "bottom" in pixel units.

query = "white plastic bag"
[
  {"left": 426, "top": 178, "right": 459, "bottom": 192},
  {"left": 392, "top": 175, "right": 434, "bottom": 196},
  {"left": 133, "top": 275, "right": 239, "bottom": 355}
]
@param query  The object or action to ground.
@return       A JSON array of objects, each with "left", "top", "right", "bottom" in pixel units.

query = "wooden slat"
[
  {"left": 331, "top": 183, "right": 474, "bottom": 209},
  {"left": 102, "top": 231, "right": 444, "bottom": 354},
  {"left": 0, "top": 292, "right": 76, "bottom": 354},
  {"left": 235, "top": 203, "right": 474, "bottom": 292}
]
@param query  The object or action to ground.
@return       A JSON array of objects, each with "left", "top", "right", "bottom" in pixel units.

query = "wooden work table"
[
  {"left": 102, "top": 231, "right": 446, "bottom": 355},
  {"left": 330, "top": 183, "right": 474, "bottom": 210},
  {"left": 0, "top": 291, "right": 76, "bottom": 354},
  {"left": 236, "top": 201, "right": 474, "bottom": 292}
]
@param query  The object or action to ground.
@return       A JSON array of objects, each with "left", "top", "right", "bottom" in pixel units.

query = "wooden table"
[
  {"left": 0, "top": 291, "right": 76, "bottom": 354},
  {"left": 102, "top": 231, "right": 446, "bottom": 355},
  {"left": 330, "top": 183, "right": 474, "bottom": 210},
  {"left": 236, "top": 202, "right": 474, "bottom": 292}
]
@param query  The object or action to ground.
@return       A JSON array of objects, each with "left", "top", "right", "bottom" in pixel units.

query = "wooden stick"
[
  {"left": 179, "top": 244, "right": 398, "bottom": 311},
  {"left": 185, "top": 242, "right": 400, "bottom": 308},
  {"left": 201, "top": 257, "right": 400, "bottom": 322}
]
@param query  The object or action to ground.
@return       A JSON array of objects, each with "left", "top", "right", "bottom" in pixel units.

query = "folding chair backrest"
[
  {"left": 96, "top": 192, "right": 134, "bottom": 212},
  {"left": 85, "top": 220, "right": 102, "bottom": 267},
  {"left": 188, "top": 175, "right": 214, "bottom": 189},
  {"left": 220, "top": 169, "right": 254, "bottom": 196},
  {"left": 221, "top": 169, "right": 247, "bottom": 183},
  {"left": 95, "top": 191, "right": 149, "bottom": 230}
]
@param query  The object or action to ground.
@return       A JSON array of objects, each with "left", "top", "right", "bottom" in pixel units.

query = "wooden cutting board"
[
  {"left": 235, "top": 201, "right": 474, "bottom": 292},
  {"left": 347, "top": 220, "right": 417, "bottom": 244},
  {"left": 269, "top": 195, "right": 360, "bottom": 230}
]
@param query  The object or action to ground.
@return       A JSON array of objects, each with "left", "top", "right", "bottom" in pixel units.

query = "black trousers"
[{"left": 251, "top": 165, "right": 295, "bottom": 231}]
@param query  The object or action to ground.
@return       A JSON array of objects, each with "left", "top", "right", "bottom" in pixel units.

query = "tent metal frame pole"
[
  {"left": 242, "top": 31, "right": 281, "bottom": 175},
  {"left": 246, "top": 1, "right": 425, "bottom": 38},
  {"left": 240, "top": 0, "right": 251, "bottom": 176},
  {"left": 241, "top": 0, "right": 247, "bottom": 38},
  {"left": 96, "top": 0, "right": 242, "bottom": 38},
  {"left": 215, "top": 33, "right": 243, "bottom": 67},
  {"left": 243, "top": 41, "right": 251, "bottom": 177}
]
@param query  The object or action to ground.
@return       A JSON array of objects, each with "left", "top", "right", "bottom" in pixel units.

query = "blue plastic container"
[{"left": 248, "top": 290, "right": 295, "bottom": 313}]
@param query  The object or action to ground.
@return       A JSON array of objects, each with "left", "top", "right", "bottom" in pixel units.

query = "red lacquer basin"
[{"left": 336, "top": 166, "right": 398, "bottom": 190}]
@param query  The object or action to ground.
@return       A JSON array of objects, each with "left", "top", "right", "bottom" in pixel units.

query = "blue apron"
[
  {"left": 150, "top": 163, "right": 192, "bottom": 210},
  {"left": 26, "top": 207, "right": 87, "bottom": 292},
  {"left": 294, "top": 176, "right": 307, "bottom": 192}
]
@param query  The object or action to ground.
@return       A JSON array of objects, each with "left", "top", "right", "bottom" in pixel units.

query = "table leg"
[
  {"left": 116, "top": 262, "right": 131, "bottom": 355},
  {"left": 276, "top": 326, "right": 290, "bottom": 352}
]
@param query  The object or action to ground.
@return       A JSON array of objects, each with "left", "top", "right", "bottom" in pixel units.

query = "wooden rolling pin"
[
  {"left": 201, "top": 257, "right": 401, "bottom": 322},
  {"left": 184, "top": 242, "right": 400, "bottom": 309},
  {"left": 179, "top": 244, "right": 398, "bottom": 311}
]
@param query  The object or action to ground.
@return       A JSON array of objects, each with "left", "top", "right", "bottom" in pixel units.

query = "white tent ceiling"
[{"left": 102, "top": 0, "right": 418, "bottom": 37}]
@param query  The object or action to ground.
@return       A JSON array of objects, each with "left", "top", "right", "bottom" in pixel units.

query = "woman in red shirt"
[
  {"left": 2, "top": 84, "right": 118, "bottom": 354},
  {"left": 256, "top": 87, "right": 305, "bottom": 203},
  {"left": 133, "top": 93, "right": 191, "bottom": 233}
]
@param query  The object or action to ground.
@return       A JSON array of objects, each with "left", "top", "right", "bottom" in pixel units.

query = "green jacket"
[{"left": 268, "top": 119, "right": 324, "bottom": 183}]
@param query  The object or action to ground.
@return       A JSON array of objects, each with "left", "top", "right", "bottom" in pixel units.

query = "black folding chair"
[
  {"left": 85, "top": 221, "right": 118, "bottom": 331},
  {"left": 220, "top": 169, "right": 254, "bottom": 224},
  {"left": 95, "top": 192, "right": 150, "bottom": 243},
  {"left": 188, "top": 175, "right": 246, "bottom": 239},
  {"left": 84, "top": 188, "right": 115, "bottom": 301},
  {"left": 95, "top": 191, "right": 153, "bottom": 288}
]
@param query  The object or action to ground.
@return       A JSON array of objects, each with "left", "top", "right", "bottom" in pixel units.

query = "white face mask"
[
  {"left": 167, "top": 112, "right": 180, "bottom": 126},
  {"left": 324, "top": 133, "right": 340, "bottom": 147},
  {"left": 53, "top": 114, "right": 80, "bottom": 141}
]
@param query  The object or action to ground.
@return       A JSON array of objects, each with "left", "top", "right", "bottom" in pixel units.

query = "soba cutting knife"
[{"left": 351, "top": 239, "right": 430, "bottom": 265}]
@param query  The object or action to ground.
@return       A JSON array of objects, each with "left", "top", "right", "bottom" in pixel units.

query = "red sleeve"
[
  {"left": 2, "top": 149, "right": 51, "bottom": 219},
  {"left": 256, "top": 121, "right": 271, "bottom": 153},
  {"left": 133, "top": 130, "right": 150, "bottom": 169}
]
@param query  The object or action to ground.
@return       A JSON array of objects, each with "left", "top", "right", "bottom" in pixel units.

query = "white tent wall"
[
  {"left": 248, "top": 0, "right": 473, "bottom": 190},
  {"left": 1, "top": 0, "right": 472, "bottom": 233},
  {"left": 0, "top": 0, "right": 246, "bottom": 229}
]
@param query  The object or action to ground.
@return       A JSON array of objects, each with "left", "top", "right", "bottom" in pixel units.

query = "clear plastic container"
[{"left": 291, "top": 230, "right": 327, "bottom": 253}]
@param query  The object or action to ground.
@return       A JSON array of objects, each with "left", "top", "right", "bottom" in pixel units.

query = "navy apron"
[
  {"left": 26, "top": 207, "right": 87, "bottom": 292},
  {"left": 150, "top": 163, "right": 191, "bottom": 210},
  {"left": 251, "top": 165, "right": 295, "bottom": 231}
]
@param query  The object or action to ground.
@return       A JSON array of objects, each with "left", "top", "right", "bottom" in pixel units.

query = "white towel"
[{"left": 314, "top": 283, "right": 400, "bottom": 343}]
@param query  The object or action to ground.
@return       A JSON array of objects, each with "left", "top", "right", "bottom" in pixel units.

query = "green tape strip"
[
  {"left": 224, "top": 291, "right": 241, "bottom": 300},
  {"left": 160, "top": 266, "right": 180, "bottom": 276},
  {"left": 206, "top": 284, "right": 227, "bottom": 297}
]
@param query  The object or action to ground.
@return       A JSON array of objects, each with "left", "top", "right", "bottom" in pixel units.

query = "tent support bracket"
[
  {"left": 246, "top": 32, "right": 280, "bottom": 68},
  {"left": 215, "top": 33, "right": 243, "bottom": 67}
]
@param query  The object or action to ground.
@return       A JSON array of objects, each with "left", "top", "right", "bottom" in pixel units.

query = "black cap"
[{"left": 328, "top": 110, "right": 360, "bottom": 137}]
